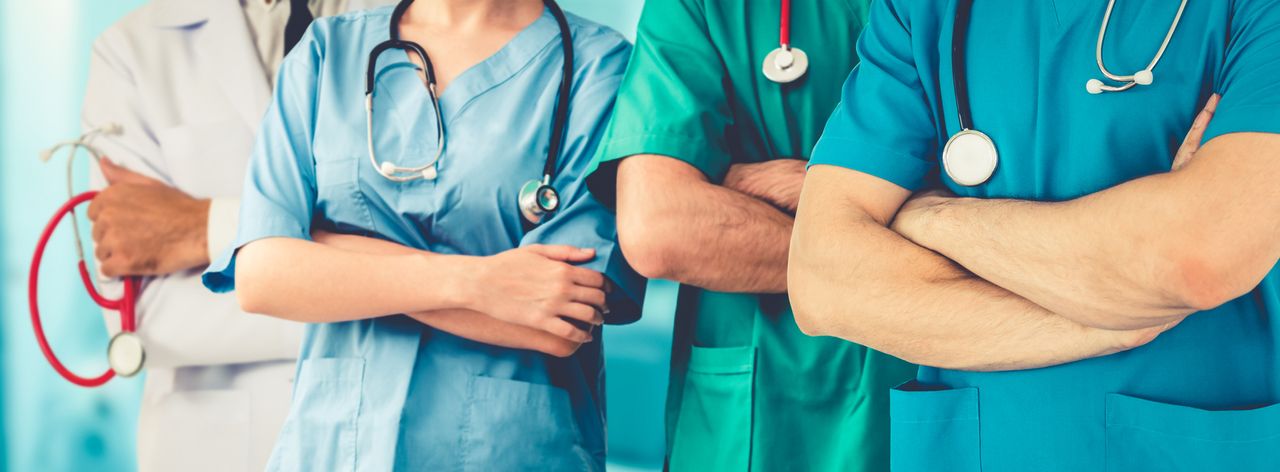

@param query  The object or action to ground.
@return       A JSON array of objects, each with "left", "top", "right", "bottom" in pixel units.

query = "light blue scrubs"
[
  {"left": 811, "top": 1, "right": 1280, "bottom": 471},
  {"left": 202, "top": 6, "right": 641, "bottom": 471}
]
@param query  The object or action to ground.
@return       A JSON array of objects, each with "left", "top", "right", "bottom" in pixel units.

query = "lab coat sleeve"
[
  {"left": 521, "top": 36, "right": 645, "bottom": 325},
  {"left": 807, "top": 0, "right": 939, "bottom": 192},
  {"left": 1202, "top": 0, "right": 1280, "bottom": 141},
  {"left": 81, "top": 26, "right": 302, "bottom": 369},
  {"left": 202, "top": 28, "right": 321, "bottom": 293}
]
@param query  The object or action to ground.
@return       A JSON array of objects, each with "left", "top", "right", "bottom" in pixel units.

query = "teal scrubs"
[
  {"left": 202, "top": 7, "right": 641, "bottom": 471},
  {"left": 811, "top": 1, "right": 1280, "bottom": 470}
]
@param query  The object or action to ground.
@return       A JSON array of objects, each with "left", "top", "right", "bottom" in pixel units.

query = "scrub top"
[
  {"left": 202, "top": 6, "right": 642, "bottom": 471},
  {"left": 812, "top": 1, "right": 1280, "bottom": 471},
  {"left": 587, "top": 0, "right": 916, "bottom": 470}
]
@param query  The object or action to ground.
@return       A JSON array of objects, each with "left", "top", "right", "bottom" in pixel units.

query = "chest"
[
  {"left": 923, "top": 0, "right": 1229, "bottom": 199},
  {"left": 309, "top": 50, "right": 561, "bottom": 253}
]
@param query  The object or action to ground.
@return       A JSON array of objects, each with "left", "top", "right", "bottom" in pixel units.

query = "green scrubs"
[
  {"left": 586, "top": 0, "right": 916, "bottom": 470},
  {"left": 811, "top": 1, "right": 1280, "bottom": 471}
]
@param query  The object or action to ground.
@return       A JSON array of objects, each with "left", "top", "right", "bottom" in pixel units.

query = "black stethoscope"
[
  {"left": 762, "top": 0, "right": 808, "bottom": 83},
  {"left": 942, "top": 0, "right": 1187, "bottom": 187},
  {"left": 366, "top": 0, "right": 574, "bottom": 226}
]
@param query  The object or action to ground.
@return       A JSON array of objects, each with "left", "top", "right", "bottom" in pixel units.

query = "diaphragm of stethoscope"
[
  {"left": 763, "top": 0, "right": 807, "bottom": 84},
  {"left": 518, "top": 178, "right": 560, "bottom": 225},
  {"left": 107, "top": 332, "right": 145, "bottom": 378},
  {"left": 942, "top": 129, "right": 998, "bottom": 187},
  {"left": 763, "top": 46, "right": 808, "bottom": 84}
]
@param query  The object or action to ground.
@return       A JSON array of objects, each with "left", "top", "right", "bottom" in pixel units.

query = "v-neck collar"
[{"left": 371, "top": 7, "right": 562, "bottom": 116}]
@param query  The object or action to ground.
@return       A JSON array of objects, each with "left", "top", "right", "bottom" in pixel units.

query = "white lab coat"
[{"left": 80, "top": 0, "right": 386, "bottom": 470}]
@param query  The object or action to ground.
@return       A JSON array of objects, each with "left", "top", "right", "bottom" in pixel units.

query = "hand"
[
  {"left": 1098, "top": 317, "right": 1183, "bottom": 355},
  {"left": 890, "top": 189, "right": 956, "bottom": 243},
  {"left": 87, "top": 158, "right": 211, "bottom": 277},
  {"left": 722, "top": 159, "right": 808, "bottom": 213},
  {"left": 1171, "top": 94, "right": 1220, "bottom": 171},
  {"left": 463, "top": 245, "right": 608, "bottom": 343}
]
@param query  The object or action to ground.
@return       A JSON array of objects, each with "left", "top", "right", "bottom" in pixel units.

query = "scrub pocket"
[
  {"left": 1105, "top": 393, "right": 1280, "bottom": 472},
  {"left": 458, "top": 376, "right": 593, "bottom": 472},
  {"left": 889, "top": 381, "right": 981, "bottom": 472},
  {"left": 315, "top": 157, "right": 377, "bottom": 232},
  {"left": 267, "top": 358, "right": 365, "bottom": 472},
  {"left": 669, "top": 345, "right": 756, "bottom": 471}
]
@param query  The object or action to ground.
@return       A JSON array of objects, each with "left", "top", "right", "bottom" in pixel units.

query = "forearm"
[
  {"left": 406, "top": 310, "right": 584, "bottom": 357},
  {"left": 618, "top": 155, "right": 793, "bottom": 293},
  {"left": 234, "top": 237, "right": 473, "bottom": 322},
  {"left": 901, "top": 194, "right": 1191, "bottom": 330},
  {"left": 313, "top": 232, "right": 583, "bottom": 354},
  {"left": 791, "top": 214, "right": 1142, "bottom": 371}
]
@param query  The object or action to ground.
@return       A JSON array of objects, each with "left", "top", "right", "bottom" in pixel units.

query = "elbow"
[
  {"left": 786, "top": 243, "right": 835, "bottom": 338},
  {"left": 1163, "top": 250, "right": 1251, "bottom": 312},
  {"left": 232, "top": 249, "right": 278, "bottom": 316},
  {"left": 617, "top": 207, "right": 682, "bottom": 281}
]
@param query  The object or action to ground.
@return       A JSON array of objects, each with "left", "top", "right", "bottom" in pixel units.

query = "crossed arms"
[{"left": 789, "top": 103, "right": 1280, "bottom": 371}]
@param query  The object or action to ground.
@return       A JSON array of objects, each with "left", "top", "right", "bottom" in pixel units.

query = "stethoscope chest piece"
[
  {"left": 107, "top": 331, "right": 145, "bottom": 378},
  {"left": 518, "top": 178, "right": 560, "bottom": 225},
  {"left": 942, "top": 129, "right": 998, "bottom": 186},
  {"left": 763, "top": 46, "right": 808, "bottom": 84}
]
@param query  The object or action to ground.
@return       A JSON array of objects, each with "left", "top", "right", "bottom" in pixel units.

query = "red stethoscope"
[
  {"left": 762, "top": 0, "right": 808, "bottom": 83},
  {"left": 30, "top": 124, "right": 146, "bottom": 387}
]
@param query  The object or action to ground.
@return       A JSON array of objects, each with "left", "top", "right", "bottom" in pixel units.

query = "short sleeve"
[
  {"left": 202, "top": 29, "right": 322, "bottom": 293},
  {"left": 1203, "top": 0, "right": 1280, "bottom": 141},
  {"left": 521, "top": 35, "right": 645, "bottom": 324},
  {"left": 586, "top": 0, "right": 734, "bottom": 207},
  {"left": 808, "top": 0, "right": 938, "bottom": 192}
]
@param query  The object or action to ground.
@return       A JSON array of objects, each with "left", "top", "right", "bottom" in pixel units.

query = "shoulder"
[
  {"left": 562, "top": 12, "right": 632, "bottom": 79},
  {"left": 305, "top": 5, "right": 395, "bottom": 48}
]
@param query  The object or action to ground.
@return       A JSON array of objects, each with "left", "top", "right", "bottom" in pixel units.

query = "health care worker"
[
  {"left": 81, "top": 0, "right": 390, "bottom": 470},
  {"left": 791, "top": 0, "right": 1280, "bottom": 470},
  {"left": 201, "top": 0, "right": 642, "bottom": 469},
  {"left": 586, "top": 0, "right": 915, "bottom": 470}
]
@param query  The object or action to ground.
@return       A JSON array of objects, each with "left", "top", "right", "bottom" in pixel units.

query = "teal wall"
[
  {"left": 0, "top": 1, "right": 651, "bottom": 471},
  {"left": 1, "top": 2, "right": 169, "bottom": 471}
]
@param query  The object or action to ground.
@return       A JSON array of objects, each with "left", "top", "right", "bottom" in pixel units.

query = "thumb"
[
  {"left": 100, "top": 157, "right": 164, "bottom": 186},
  {"left": 525, "top": 244, "right": 596, "bottom": 263}
]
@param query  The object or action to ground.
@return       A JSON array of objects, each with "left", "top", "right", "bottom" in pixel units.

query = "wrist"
[
  {"left": 184, "top": 198, "right": 212, "bottom": 267},
  {"left": 435, "top": 254, "right": 486, "bottom": 310}
]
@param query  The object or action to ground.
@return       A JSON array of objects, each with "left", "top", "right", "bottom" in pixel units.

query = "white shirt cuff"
[{"left": 206, "top": 197, "right": 241, "bottom": 263}]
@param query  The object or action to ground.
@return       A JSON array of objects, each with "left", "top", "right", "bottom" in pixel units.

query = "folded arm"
[
  {"left": 616, "top": 155, "right": 798, "bottom": 293},
  {"left": 312, "top": 232, "right": 590, "bottom": 357},
  {"left": 894, "top": 133, "right": 1280, "bottom": 330},
  {"left": 788, "top": 166, "right": 1170, "bottom": 371}
]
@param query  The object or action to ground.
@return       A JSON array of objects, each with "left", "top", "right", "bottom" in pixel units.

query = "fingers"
[
  {"left": 567, "top": 266, "right": 605, "bottom": 288},
  {"left": 557, "top": 302, "right": 605, "bottom": 326},
  {"left": 100, "top": 158, "right": 164, "bottom": 187},
  {"left": 542, "top": 317, "right": 593, "bottom": 344},
  {"left": 571, "top": 286, "right": 607, "bottom": 312},
  {"left": 525, "top": 244, "right": 596, "bottom": 263}
]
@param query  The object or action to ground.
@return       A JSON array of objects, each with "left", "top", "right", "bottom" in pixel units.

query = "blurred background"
[{"left": 0, "top": 1, "right": 662, "bottom": 471}]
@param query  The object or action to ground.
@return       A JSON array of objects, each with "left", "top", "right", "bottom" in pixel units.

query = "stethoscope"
[
  {"left": 366, "top": 0, "right": 574, "bottom": 227},
  {"left": 762, "top": 0, "right": 808, "bottom": 83},
  {"left": 29, "top": 124, "right": 145, "bottom": 387},
  {"left": 942, "top": 0, "right": 1188, "bottom": 187}
]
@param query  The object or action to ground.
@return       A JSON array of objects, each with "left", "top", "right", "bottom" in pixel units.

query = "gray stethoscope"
[
  {"left": 762, "top": 0, "right": 808, "bottom": 83},
  {"left": 942, "top": 0, "right": 1188, "bottom": 186},
  {"left": 366, "top": 0, "right": 574, "bottom": 226}
]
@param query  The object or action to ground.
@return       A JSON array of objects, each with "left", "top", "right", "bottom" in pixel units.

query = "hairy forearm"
[
  {"left": 314, "top": 232, "right": 582, "bottom": 354},
  {"left": 618, "top": 155, "right": 793, "bottom": 293},
  {"left": 234, "top": 237, "right": 473, "bottom": 322},
  {"left": 792, "top": 215, "right": 1139, "bottom": 371},
  {"left": 789, "top": 167, "right": 1161, "bottom": 371},
  {"left": 902, "top": 135, "right": 1280, "bottom": 330}
]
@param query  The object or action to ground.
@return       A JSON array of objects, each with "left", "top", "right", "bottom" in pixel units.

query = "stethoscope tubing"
[{"left": 29, "top": 190, "right": 140, "bottom": 387}]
